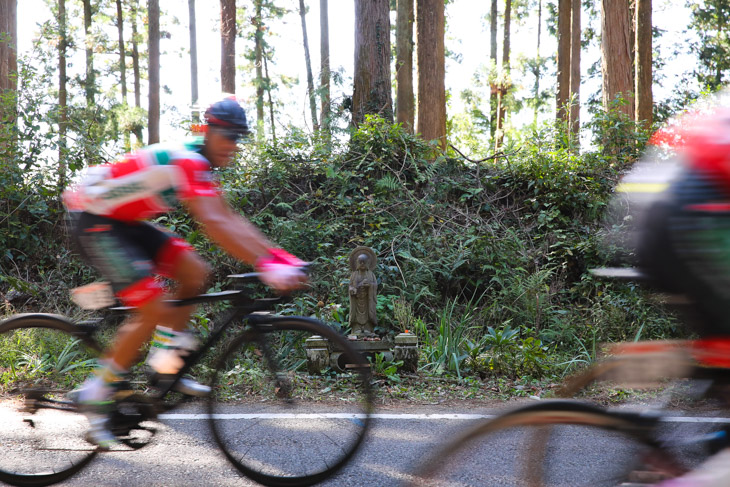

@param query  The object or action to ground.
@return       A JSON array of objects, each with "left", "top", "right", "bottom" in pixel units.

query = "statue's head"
[
  {"left": 356, "top": 254, "right": 369, "bottom": 270},
  {"left": 349, "top": 246, "right": 376, "bottom": 273}
]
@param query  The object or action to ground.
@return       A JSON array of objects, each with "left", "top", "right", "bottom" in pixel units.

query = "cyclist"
[
  {"left": 634, "top": 106, "right": 730, "bottom": 338},
  {"left": 63, "top": 96, "right": 308, "bottom": 448},
  {"left": 625, "top": 99, "right": 730, "bottom": 486}
]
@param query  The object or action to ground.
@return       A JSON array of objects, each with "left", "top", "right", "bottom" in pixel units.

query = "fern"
[{"left": 375, "top": 174, "right": 401, "bottom": 192}]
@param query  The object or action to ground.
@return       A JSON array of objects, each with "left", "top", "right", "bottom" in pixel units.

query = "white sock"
[{"left": 146, "top": 326, "right": 197, "bottom": 374}]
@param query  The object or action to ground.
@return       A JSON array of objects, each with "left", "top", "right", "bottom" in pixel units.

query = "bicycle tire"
[
  {"left": 207, "top": 316, "right": 373, "bottom": 487},
  {"left": 0, "top": 313, "right": 102, "bottom": 487},
  {"left": 408, "top": 400, "right": 685, "bottom": 487}
]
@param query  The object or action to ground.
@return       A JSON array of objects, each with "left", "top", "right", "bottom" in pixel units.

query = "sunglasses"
[{"left": 210, "top": 125, "right": 248, "bottom": 143}]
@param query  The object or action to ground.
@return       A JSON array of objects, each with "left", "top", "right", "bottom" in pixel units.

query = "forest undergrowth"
[{"left": 0, "top": 110, "right": 687, "bottom": 401}]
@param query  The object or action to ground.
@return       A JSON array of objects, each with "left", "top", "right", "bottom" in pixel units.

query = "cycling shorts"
[{"left": 71, "top": 212, "right": 195, "bottom": 307}]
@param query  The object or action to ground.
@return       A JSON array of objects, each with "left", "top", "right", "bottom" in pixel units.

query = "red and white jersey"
[{"left": 64, "top": 142, "right": 220, "bottom": 221}]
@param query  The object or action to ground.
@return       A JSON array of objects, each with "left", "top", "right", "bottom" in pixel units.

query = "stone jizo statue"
[{"left": 348, "top": 247, "right": 378, "bottom": 337}]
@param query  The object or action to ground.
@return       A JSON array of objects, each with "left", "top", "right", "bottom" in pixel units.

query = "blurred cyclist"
[
  {"left": 64, "top": 96, "right": 308, "bottom": 448},
  {"left": 633, "top": 105, "right": 730, "bottom": 338},
  {"left": 622, "top": 94, "right": 730, "bottom": 486}
]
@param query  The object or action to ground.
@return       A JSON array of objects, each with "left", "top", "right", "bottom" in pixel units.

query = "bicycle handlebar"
[
  {"left": 229, "top": 262, "right": 310, "bottom": 282},
  {"left": 227, "top": 272, "right": 262, "bottom": 283},
  {"left": 111, "top": 268, "right": 307, "bottom": 312}
]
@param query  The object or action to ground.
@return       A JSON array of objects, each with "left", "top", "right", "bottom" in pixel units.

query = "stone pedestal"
[
  {"left": 304, "top": 335, "right": 330, "bottom": 374},
  {"left": 351, "top": 338, "right": 394, "bottom": 361},
  {"left": 304, "top": 333, "right": 420, "bottom": 374},
  {"left": 393, "top": 332, "right": 419, "bottom": 372}
]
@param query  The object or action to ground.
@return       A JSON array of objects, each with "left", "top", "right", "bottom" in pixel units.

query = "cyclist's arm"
[{"left": 183, "top": 194, "right": 274, "bottom": 265}]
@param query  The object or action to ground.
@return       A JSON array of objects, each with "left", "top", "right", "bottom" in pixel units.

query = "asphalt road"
[{"left": 2, "top": 400, "right": 728, "bottom": 487}]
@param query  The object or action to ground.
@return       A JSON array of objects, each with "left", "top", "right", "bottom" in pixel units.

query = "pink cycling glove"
[{"left": 255, "top": 248, "right": 307, "bottom": 290}]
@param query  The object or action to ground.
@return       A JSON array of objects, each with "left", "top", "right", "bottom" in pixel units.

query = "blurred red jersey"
[{"left": 64, "top": 142, "right": 219, "bottom": 221}]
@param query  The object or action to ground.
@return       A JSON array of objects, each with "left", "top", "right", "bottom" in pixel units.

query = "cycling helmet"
[{"left": 204, "top": 96, "right": 250, "bottom": 140}]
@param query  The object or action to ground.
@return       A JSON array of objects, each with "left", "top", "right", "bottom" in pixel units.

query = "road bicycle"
[
  {"left": 406, "top": 268, "right": 730, "bottom": 487},
  {"left": 0, "top": 273, "right": 373, "bottom": 487}
]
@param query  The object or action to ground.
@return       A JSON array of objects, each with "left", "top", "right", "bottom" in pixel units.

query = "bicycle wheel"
[
  {"left": 408, "top": 401, "right": 685, "bottom": 487},
  {"left": 207, "top": 316, "right": 373, "bottom": 487},
  {"left": 0, "top": 313, "right": 102, "bottom": 487}
]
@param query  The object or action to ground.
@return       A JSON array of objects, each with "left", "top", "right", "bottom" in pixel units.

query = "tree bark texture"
[
  {"left": 81, "top": 0, "right": 100, "bottom": 161},
  {"left": 148, "top": 0, "right": 160, "bottom": 144},
  {"left": 416, "top": 0, "right": 445, "bottom": 148},
  {"left": 83, "top": 0, "right": 95, "bottom": 107},
  {"left": 601, "top": 0, "right": 634, "bottom": 118},
  {"left": 570, "top": 0, "right": 581, "bottom": 137},
  {"left": 131, "top": 0, "right": 143, "bottom": 144},
  {"left": 319, "top": 0, "right": 330, "bottom": 134},
  {"left": 254, "top": 0, "right": 264, "bottom": 138},
  {"left": 188, "top": 0, "right": 199, "bottom": 121},
  {"left": 495, "top": 0, "right": 511, "bottom": 150},
  {"left": 220, "top": 0, "right": 236, "bottom": 94},
  {"left": 352, "top": 0, "right": 393, "bottom": 126},
  {"left": 630, "top": 0, "right": 636, "bottom": 75},
  {"left": 116, "top": 0, "right": 127, "bottom": 103},
  {"left": 0, "top": 0, "right": 17, "bottom": 125},
  {"left": 58, "top": 0, "right": 68, "bottom": 187},
  {"left": 116, "top": 0, "right": 131, "bottom": 150},
  {"left": 117, "top": 0, "right": 131, "bottom": 150},
  {"left": 262, "top": 44, "right": 276, "bottom": 142},
  {"left": 131, "top": 0, "right": 141, "bottom": 109},
  {"left": 635, "top": 0, "right": 652, "bottom": 128},
  {"left": 556, "top": 0, "right": 570, "bottom": 123},
  {"left": 533, "top": 0, "right": 542, "bottom": 124},
  {"left": 395, "top": 0, "right": 414, "bottom": 132},
  {"left": 489, "top": 0, "right": 498, "bottom": 138},
  {"left": 298, "top": 0, "right": 318, "bottom": 130}
]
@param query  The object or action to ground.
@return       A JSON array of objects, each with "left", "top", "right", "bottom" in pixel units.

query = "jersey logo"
[{"left": 100, "top": 181, "right": 145, "bottom": 200}]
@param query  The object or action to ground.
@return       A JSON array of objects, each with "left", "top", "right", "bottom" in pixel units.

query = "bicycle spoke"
[
  {"left": 208, "top": 319, "right": 372, "bottom": 485},
  {"left": 0, "top": 403, "right": 96, "bottom": 473},
  {"left": 0, "top": 318, "right": 100, "bottom": 483},
  {"left": 410, "top": 405, "right": 672, "bottom": 487}
]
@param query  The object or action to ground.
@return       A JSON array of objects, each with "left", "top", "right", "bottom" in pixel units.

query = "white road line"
[
  {"left": 159, "top": 413, "right": 492, "bottom": 420},
  {"left": 661, "top": 416, "right": 730, "bottom": 423},
  {"left": 159, "top": 412, "right": 730, "bottom": 423}
]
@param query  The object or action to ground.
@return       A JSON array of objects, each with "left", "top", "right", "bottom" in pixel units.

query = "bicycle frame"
[
  {"left": 25, "top": 274, "right": 293, "bottom": 419},
  {"left": 149, "top": 285, "right": 285, "bottom": 402},
  {"left": 0, "top": 272, "right": 376, "bottom": 487}
]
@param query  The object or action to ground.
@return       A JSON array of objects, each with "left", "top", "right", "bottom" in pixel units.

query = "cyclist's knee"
[
  {"left": 136, "top": 295, "right": 169, "bottom": 323},
  {"left": 116, "top": 296, "right": 168, "bottom": 338},
  {"left": 175, "top": 252, "right": 211, "bottom": 293}
]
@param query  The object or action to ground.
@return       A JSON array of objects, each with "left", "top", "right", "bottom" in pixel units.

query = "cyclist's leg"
[
  {"left": 71, "top": 214, "right": 174, "bottom": 445},
  {"left": 153, "top": 235, "right": 211, "bottom": 333},
  {"left": 72, "top": 214, "right": 172, "bottom": 369},
  {"left": 70, "top": 298, "right": 166, "bottom": 447},
  {"left": 106, "top": 293, "right": 168, "bottom": 369},
  {"left": 145, "top": 241, "right": 213, "bottom": 395}
]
